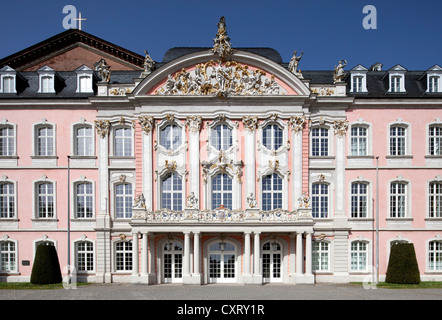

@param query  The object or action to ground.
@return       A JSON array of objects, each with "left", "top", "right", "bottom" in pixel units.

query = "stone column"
[
  {"left": 253, "top": 232, "right": 262, "bottom": 284},
  {"left": 305, "top": 232, "right": 313, "bottom": 276},
  {"left": 296, "top": 232, "right": 303, "bottom": 276},
  {"left": 333, "top": 120, "right": 348, "bottom": 226},
  {"left": 192, "top": 231, "right": 202, "bottom": 284},
  {"left": 140, "top": 116, "right": 154, "bottom": 210},
  {"left": 290, "top": 116, "right": 304, "bottom": 209},
  {"left": 183, "top": 231, "right": 191, "bottom": 283},
  {"left": 140, "top": 232, "right": 149, "bottom": 283},
  {"left": 131, "top": 232, "right": 139, "bottom": 283},
  {"left": 243, "top": 231, "right": 252, "bottom": 283}
]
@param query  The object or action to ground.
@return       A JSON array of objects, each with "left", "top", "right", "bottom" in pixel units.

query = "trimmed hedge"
[
  {"left": 385, "top": 243, "right": 420, "bottom": 284},
  {"left": 30, "top": 245, "right": 62, "bottom": 285}
]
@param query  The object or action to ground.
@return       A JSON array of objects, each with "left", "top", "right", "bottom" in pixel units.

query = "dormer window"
[
  {"left": 75, "top": 65, "right": 93, "bottom": 93},
  {"left": 349, "top": 65, "right": 367, "bottom": 93},
  {"left": 0, "top": 66, "right": 16, "bottom": 94},
  {"left": 388, "top": 65, "right": 407, "bottom": 93},
  {"left": 37, "top": 66, "right": 55, "bottom": 93},
  {"left": 426, "top": 65, "right": 442, "bottom": 93}
]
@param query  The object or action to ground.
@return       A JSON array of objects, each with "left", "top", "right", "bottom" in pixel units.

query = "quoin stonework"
[{"left": 0, "top": 18, "right": 441, "bottom": 285}]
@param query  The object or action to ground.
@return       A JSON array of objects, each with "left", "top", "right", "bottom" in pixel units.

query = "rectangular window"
[
  {"left": 0, "top": 126, "right": 14, "bottom": 156},
  {"left": 428, "top": 241, "right": 442, "bottom": 271},
  {"left": 311, "top": 128, "right": 328, "bottom": 157},
  {"left": 389, "top": 126, "right": 406, "bottom": 156},
  {"left": 0, "top": 241, "right": 16, "bottom": 272},
  {"left": 262, "top": 174, "right": 283, "bottom": 211},
  {"left": 429, "top": 126, "right": 442, "bottom": 156},
  {"left": 0, "top": 183, "right": 15, "bottom": 218},
  {"left": 75, "top": 126, "right": 93, "bottom": 156},
  {"left": 37, "top": 126, "right": 54, "bottom": 156},
  {"left": 115, "top": 241, "right": 132, "bottom": 272},
  {"left": 312, "top": 241, "right": 329, "bottom": 271},
  {"left": 351, "top": 241, "right": 367, "bottom": 271},
  {"left": 391, "top": 76, "right": 401, "bottom": 92},
  {"left": 76, "top": 183, "right": 93, "bottom": 218},
  {"left": 76, "top": 241, "right": 94, "bottom": 272},
  {"left": 114, "top": 127, "right": 132, "bottom": 157},
  {"left": 429, "top": 76, "right": 439, "bottom": 93},
  {"left": 429, "top": 182, "right": 442, "bottom": 218},
  {"left": 312, "top": 183, "right": 328, "bottom": 218},
  {"left": 351, "top": 183, "right": 367, "bottom": 218},
  {"left": 352, "top": 76, "right": 363, "bottom": 92},
  {"left": 2, "top": 77, "right": 14, "bottom": 93},
  {"left": 350, "top": 127, "right": 367, "bottom": 156},
  {"left": 115, "top": 183, "right": 132, "bottom": 219},
  {"left": 37, "top": 183, "right": 54, "bottom": 218},
  {"left": 390, "top": 182, "right": 406, "bottom": 218}
]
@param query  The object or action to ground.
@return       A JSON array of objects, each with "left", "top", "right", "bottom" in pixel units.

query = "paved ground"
[{"left": 1, "top": 282, "right": 442, "bottom": 300}]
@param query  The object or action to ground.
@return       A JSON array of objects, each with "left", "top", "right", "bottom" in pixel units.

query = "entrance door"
[
  {"left": 262, "top": 241, "right": 282, "bottom": 283},
  {"left": 163, "top": 241, "right": 183, "bottom": 283},
  {"left": 208, "top": 241, "right": 236, "bottom": 283}
]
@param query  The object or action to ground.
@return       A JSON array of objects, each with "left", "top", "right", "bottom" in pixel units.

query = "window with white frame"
[
  {"left": 75, "top": 125, "right": 93, "bottom": 156},
  {"left": 352, "top": 76, "right": 363, "bottom": 92},
  {"left": 76, "top": 241, "right": 94, "bottom": 272},
  {"left": 312, "top": 183, "right": 329, "bottom": 218},
  {"left": 428, "top": 76, "right": 439, "bottom": 93},
  {"left": 390, "top": 76, "right": 402, "bottom": 93},
  {"left": 0, "top": 182, "right": 15, "bottom": 219},
  {"left": 312, "top": 241, "right": 329, "bottom": 272},
  {"left": 350, "top": 126, "right": 367, "bottom": 156},
  {"left": 390, "top": 182, "right": 406, "bottom": 218},
  {"left": 2, "top": 76, "right": 15, "bottom": 93},
  {"left": 262, "top": 124, "right": 283, "bottom": 151},
  {"left": 429, "top": 125, "right": 442, "bottom": 156},
  {"left": 160, "top": 124, "right": 182, "bottom": 151},
  {"left": 115, "top": 183, "right": 132, "bottom": 218},
  {"left": 78, "top": 76, "right": 91, "bottom": 93},
  {"left": 351, "top": 182, "right": 367, "bottom": 218},
  {"left": 0, "top": 240, "right": 16, "bottom": 272},
  {"left": 37, "top": 182, "right": 54, "bottom": 218},
  {"left": 428, "top": 241, "right": 442, "bottom": 271},
  {"left": 350, "top": 241, "right": 368, "bottom": 271},
  {"left": 211, "top": 124, "right": 232, "bottom": 150},
  {"left": 161, "top": 173, "right": 182, "bottom": 211},
  {"left": 262, "top": 173, "right": 283, "bottom": 211},
  {"left": 115, "top": 241, "right": 132, "bottom": 272},
  {"left": 75, "top": 182, "right": 93, "bottom": 218},
  {"left": 114, "top": 127, "right": 132, "bottom": 156},
  {"left": 212, "top": 173, "right": 232, "bottom": 210},
  {"left": 389, "top": 126, "right": 406, "bottom": 156},
  {"left": 0, "top": 125, "right": 14, "bottom": 156},
  {"left": 36, "top": 125, "right": 54, "bottom": 156},
  {"left": 429, "top": 182, "right": 442, "bottom": 218},
  {"left": 311, "top": 127, "right": 329, "bottom": 156}
]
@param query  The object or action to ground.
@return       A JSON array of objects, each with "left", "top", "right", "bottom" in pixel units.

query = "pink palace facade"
[{"left": 0, "top": 19, "right": 442, "bottom": 284}]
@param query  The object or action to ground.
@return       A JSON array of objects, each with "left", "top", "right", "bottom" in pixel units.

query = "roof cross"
[{"left": 74, "top": 12, "right": 86, "bottom": 31}]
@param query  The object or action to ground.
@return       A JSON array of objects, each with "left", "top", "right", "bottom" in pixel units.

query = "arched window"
[
  {"left": 350, "top": 241, "right": 368, "bottom": 271},
  {"left": 114, "top": 127, "right": 132, "bottom": 156},
  {"left": 36, "top": 125, "right": 54, "bottom": 156},
  {"left": 429, "top": 125, "right": 441, "bottom": 156},
  {"left": 161, "top": 173, "right": 183, "bottom": 211},
  {"left": 76, "top": 241, "right": 94, "bottom": 272},
  {"left": 312, "top": 183, "right": 329, "bottom": 218},
  {"left": 428, "top": 241, "right": 442, "bottom": 271},
  {"left": 263, "top": 124, "right": 283, "bottom": 150},
  {"left": 115, "top": 183, "right": 132, "bottom": 218},
  {"left": 262, "top": 173, "right": 282, "bottom": 211},
  {"left": 75, "top": 125, "right": 93, "bottom": 156},
  {"left": 351, "top": 182, "right": 368, "bottom": 218},
  {"left": 390, "top": 182, "right": 406, "bottom": 218},
  {"left": 350, "top": 126, "right": 367, "bottom": 156},
  {"left": 75, "top": 182, "right": 94, "bottom": 218},
  {"left": 212, "top": 173, "right": 232, "bottom": 210},
  {"left": 429, "top": 182, "right": 442, "bottom": 218},
  {"left": 211, "top": 124, "right": 232, "bottom": 150},
  {"left": 0, "top": 182, "right": 15, "bottom": 218},
  {"left": 0, "top": 240, "right": 16, "bottom": 272},
  {"left": 0, "top": 125, "right": 14, "bottom": 156},
  {"left": 37, "top": 182, "right": 54, "bottom": 218},
  {"left": 160, "top": 124, "right": 182, "bottom": 150},
  {"left": 311, "top": 127, "right": 329, "bottom": 156},
  {"left": 389, "top": 125, "right": 406, "bottom": 156}
]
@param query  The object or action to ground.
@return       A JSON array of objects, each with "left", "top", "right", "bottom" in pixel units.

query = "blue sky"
[{"left": 1, "top": 0, "right": 441, "bottom": 70}]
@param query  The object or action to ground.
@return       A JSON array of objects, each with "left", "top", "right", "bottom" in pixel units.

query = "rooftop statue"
[
  {"left": 288, "top": 50, "right": 303, "bottom": 76},
  {"left": 212, "top": 16, "right": 234, "bottom": 61},
  {"left": 333, "top": 59, "right": 347, "bottom": 83}
]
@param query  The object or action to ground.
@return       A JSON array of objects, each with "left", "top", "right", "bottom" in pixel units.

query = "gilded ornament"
[{"left": 94, "top": 119, "right": 110, "bottom": 138}]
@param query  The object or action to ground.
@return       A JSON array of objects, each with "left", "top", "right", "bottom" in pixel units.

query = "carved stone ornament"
[
  {"left": 242, "top": 116, "right": 259, "bottom": 132},
  {"left": 133, "top": 193, "right": 146, "bottom": 209},
  {"left": 333, "top": 119, "right": 349, "bottom": 137},
  {"left": 247, "top": 193, "right": 258, "bottom": 208},
  {"left": 288, "top": 116, "right": 305, "bottom": 133},
  {"left": 155, "top": 60, "right": 285, "bottom": 97},
  {"left": 298, "top": 192, "right": 311, "bottom": 208},
  {"left": 212, "top": 16, "right": 234, "bottom": 61},
  {"left": 185, "top": 116, "right": 202, "bottom": 134},
  {"left": 94, "top": 120, "right": 111, "bottom": 138},
  {"left": 186, "top": 192, "right": 199, "bottom": 209},
  {"left": 138, "top": 116, "right": 155, "bottom": 134},
  {"left": 333, "top": 59, "right": 347, "bottom": 84},
  {"left": 94, "top": 58, "right": 111, "bottom": 83}
]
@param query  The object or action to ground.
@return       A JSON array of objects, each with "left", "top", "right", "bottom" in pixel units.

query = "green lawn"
[
  {"left": 0, "top": 282, "right": 91, "bottom": 290},
  {"left": 352, "top": 282, "right": 442, "bottom": 289}
]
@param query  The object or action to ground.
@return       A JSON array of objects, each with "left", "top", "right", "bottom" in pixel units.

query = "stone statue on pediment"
[
  {"left": 94, "top": 58, "right": 111, "bottom": 82},
  {"left": 333, "top": 59, "right": 347, "bottom": 83},
  {"left": 288, "top": 50, "right": 303, "bottom": 75}
]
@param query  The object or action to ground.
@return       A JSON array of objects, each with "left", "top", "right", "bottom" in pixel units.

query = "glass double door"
[
  {"left": 262, "top": 241, "right": 282, "bottom": 283},
  {"left": 208, "top": 242, "right": 236, "bottom": 283},
  {"left": 163, "top": 241, "right": 183, "bottom": 283}
]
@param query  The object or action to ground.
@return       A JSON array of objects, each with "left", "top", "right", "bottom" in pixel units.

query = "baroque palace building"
[{"left": 0, "top": 18, "right": 441, "bottom": 284}]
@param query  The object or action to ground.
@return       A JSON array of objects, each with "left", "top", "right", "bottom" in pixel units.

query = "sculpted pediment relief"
[{"left": 154, "top": 60, "right": 287, "bottom": 98}]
